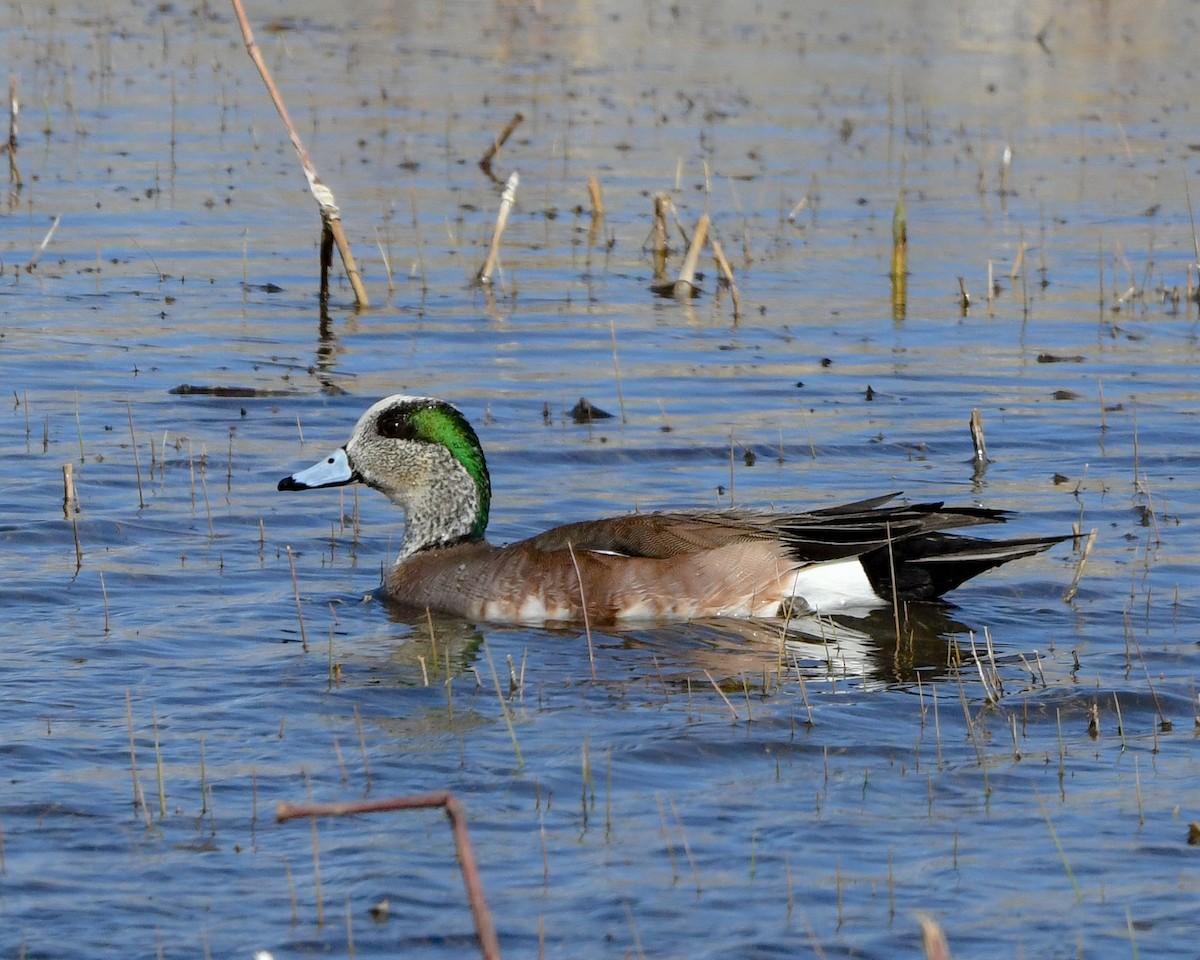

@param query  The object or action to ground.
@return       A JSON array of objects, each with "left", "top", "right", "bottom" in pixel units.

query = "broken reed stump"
[
  {"left": 710, "top": 235, "right": 742, "bottom": 321},
  {"left": 672, "top": 213, "right": 709, "bottom": 299},
  {"left": 890, "top": 191, "right": 907, "bottom": 320},
  {"left": 651, "top": 192, "right": 671, "bottom": 280},
  {"left": 476, "top": 171, "right": 519, "bottom": 286},
  {"left": 277, "top": 792, "right": 502, "bottom": 960},
  {"left": 230, "top": 0, "right": 368, "bottom": 308},
  {"left": 969, "top": 408, "right": 988, "bottom": 480},
  {"left": 480, "top": 112, "right": 524, "bottom": 182},
  {"left": 586, "top": 175, "right": 605, "bottom": 246},
  {"left": 586, "top": 175, "right": 604, "bottom": 219}
]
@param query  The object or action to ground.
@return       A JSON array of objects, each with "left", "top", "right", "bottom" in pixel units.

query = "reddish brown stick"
[{"left": 277, "top": 792, "right": 501, "bottom": 960}]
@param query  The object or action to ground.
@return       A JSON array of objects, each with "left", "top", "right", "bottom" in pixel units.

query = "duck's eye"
[
  {"left": 327, "top": 457, "right": 336, "bottom": 464},
  {"left": 376, "top": 409, "right": 422, "bottom": 441}
]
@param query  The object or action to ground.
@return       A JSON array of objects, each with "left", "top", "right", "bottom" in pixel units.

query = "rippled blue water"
[{"left": 2, "top": 1, "right": 1198, "bottom": 958}]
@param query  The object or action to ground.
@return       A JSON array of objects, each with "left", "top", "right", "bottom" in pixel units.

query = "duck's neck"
[{"left": 396, "top": 449, "right": 490, "bottom": 560}]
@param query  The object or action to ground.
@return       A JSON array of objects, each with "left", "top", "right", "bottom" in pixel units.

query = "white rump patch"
[{"left": 785, "top": 557, "right": 881, "bottom": 613}]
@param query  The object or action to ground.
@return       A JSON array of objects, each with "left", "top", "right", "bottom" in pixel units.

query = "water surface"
[{"left": 2, "top": 1, "right": 1198, "bottom": 957}]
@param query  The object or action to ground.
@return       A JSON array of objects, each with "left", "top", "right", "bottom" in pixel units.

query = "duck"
[{"left": 278, "top": 394, "right": 1067, "bottom": 625}]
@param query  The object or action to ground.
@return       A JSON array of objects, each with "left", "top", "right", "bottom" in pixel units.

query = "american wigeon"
[{"left": 278, "top": 395, "right": 1066, "bottom": 624}]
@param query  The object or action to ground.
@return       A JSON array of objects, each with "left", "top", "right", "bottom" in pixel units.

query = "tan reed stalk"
[
  {"left": 916, "top": 914, "right": 951, "bottom": 960},
  {"left": 284, "top": 546, "right": 309, "bottom": 650},
  {"left": 1063, "top": 527, "right": 1096, "bottom": 603},
  {"left": 283, "top": 857, "right": 299, "bottom": 925},
  {"left": 126, "top": 402, "right": 145, "bottom": 509},
  {"left": 482, "top": 639, "right": 523, "bottom": 769},
  {"left": 667, "top": 796, "right": 702, "bottom": 894},
  {"left": 622, "top": 901, "right": 647, "bottom": 960},
  {"left": 125, "top": 691, "right": 151, "bottom": 826},
  {"left": 344, "top": 898, "right": 355, "bottom": 958},
  {"left": 1032, "top": 785, "right": 1081, "bottom": 901},
  {"left": 353, "top": 704, "right": 373, "bottom": 791},
  {"left": 565, "top": 541, "right": 596, "bottom": 680},
  {"left": 198, "top": 733, "right": 209, "bottom": 816},
  {"left": 703, "top": 670, "right": 740, "bottom": 722},
  {"left": 580, "top": 738, "right": 592, "bottom": 825},
  {"left": 73, "top": 392, "right": 84, "bottom": 461},
  {"left": 476, "top": 171, "right": 519, "bottom": 285},
  {"left": 309, "top": 815, "right": 325, "bottom": 926},
  {"left": 674, "top": 213, "right": 709, "bottom": 297},
  {"left": 276, "top": 792, "right": 502, "bottom": 960},
  {"left": 25, "top": 214, "right": 60, "bottom": 272},
  {"left": 152, "top": 705, "right": 166, "bottom": 818},
  {"left": 480, "top": 112, "right": 524, "bottom": 177},
  {"left": 709, "top": 235, "right": 742, "bottom": 321},
  {"left": 229, "top": 0, "right": 368, "bottom": 306},
  {"left": 608, "top": 319, "right": 627, "bottom": 424},
  {"left": 586, "top": 175, "right": 604, "bottom": 218},
  {"left": 651, "top": 192, "right": 670, "bottom": 279},
  {"left": 890, "top": 191, "right": 907, "bottom": 319},
  {"left": 728, "top": 429, "right": 735, "bottom": 506},
  {"left": 199, "top": 453, "right": 214, "bottom": 537},
  {"left": 100, "top": 571, "right": 110, "bottom": 634},
  {"left": 373, "top": 225, "right": 394, "bottom": 293}
]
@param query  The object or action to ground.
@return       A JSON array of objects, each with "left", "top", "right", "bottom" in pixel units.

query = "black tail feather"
[{"left": 858, "top": 533, "right": 1070, "bottom": 601}]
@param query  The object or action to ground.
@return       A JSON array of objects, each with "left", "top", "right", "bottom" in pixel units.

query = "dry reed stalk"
[
  {"left": 353, "top": 704, "right": 372, "bottom": 792},
  {"left": 609, "top": 319, "right": 627, "bottom": 423},
  {"left": 25, "top": 214, "right": 61, "bottom": 272},
  {"left": 100, "top": 571, "right": 110, "bottom": 634},
  {"left": 1009, "top": 236, "right": 1026, "bottom": 282},
  {"left": 482, "top": 639, "right": 523, "bottom": 768},
  {"left": 709, "top": 235, "right": 741, "bottom": 321},
  {"left": 668, "top": 797, "right": 702, "bottom": 894},
  {"left": 890, "top": 192, "right": 907, "bottom": 318},
  {"left": 285, "top": 545, "right": 309, "bottom": 650},
  {"left": 5, "top": 76, "right": 19, "bottom": 186},
  {"left": 229, "top": 0, "right": 368, "bottom": 307},
  {"left": 126, "top": 402, "right": 145, "bottom": 509},
  {"left": 372, "top": 226, "right": 394, "bottom": 292},
  {"left": 309, "top": 816, "right": 325, "bottom": 926},
  {"left": 586, "top": 175, "right": 604, "bottom": 218},
  {"left": 476, "top": 171, "right": 519, "bottom": 285},
  {"left": 565, "top": 541, "right": 596, "bottom": 680},
  {"left": 276, "top": 792, "right": 502, "bottom": 960},
  {"left": 125, "top": 691, "right": 151, "bottom": 827},
  {"left": 673, "top": 213, "right": 709, "bottom": 298},
  {"left": 651, "top": 192, "right": 670, "bottom": 279},
  {"left": 703, "top": 669, "right": 740, "bottom": 722},
  {"left": 968, "top": 409, "right": 987, "bottom": 475},
  {"left": 62, "top": 462, "right": 78, "bottom": 517},
  {"left": 1032, "top": 785, "right": 1082, "bottom": 901},
  {"left": 916, "top": 914, "right": 951, "bottom": 960},
  {"left": 480, "top": 112, "right": 523, "bottom": 179},
  {"left": 1062, "top": 527, "right": 1096, "bottom": 603},
  {"left": 152, "top": 705, "right": 166, "bottom": 819}
]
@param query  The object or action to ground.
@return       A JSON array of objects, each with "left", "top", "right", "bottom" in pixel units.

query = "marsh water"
[{"left": 3, "top": 0, "right": 1199, "bottom": 957}]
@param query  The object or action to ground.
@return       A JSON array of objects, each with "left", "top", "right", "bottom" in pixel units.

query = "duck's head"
[{"left": 278, "top": 395, "right": 492, "bottom": 556}]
